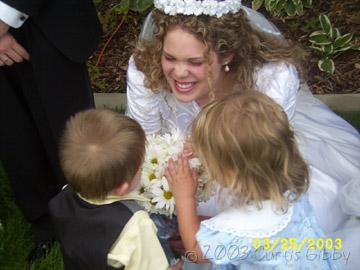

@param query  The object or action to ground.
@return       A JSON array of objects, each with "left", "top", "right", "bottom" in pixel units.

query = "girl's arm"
[{"left": 165, "top": 155, "right": 208, "bottom": 263}]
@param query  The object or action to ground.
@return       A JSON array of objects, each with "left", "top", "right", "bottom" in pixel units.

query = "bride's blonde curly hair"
[{"left": 133, "top": 9, "right": 308, "bottom": 97}]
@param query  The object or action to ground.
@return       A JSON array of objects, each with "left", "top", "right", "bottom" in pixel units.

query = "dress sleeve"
[
  {"left": 196, "top": 224, "right": 252, "bottom": 265},
  {"left": 255, "top": 62, "right": 300, "bottom": 120},
  {"left": 126, "top": 56, "right": 162, "bottom": 134},
  {"left": 107, "top": 211, "right": 169, "bottom": 270}
]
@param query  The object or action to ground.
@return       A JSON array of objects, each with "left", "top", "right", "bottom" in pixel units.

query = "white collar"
[{"left": 201, "top": 200, "right": 293, "bottom": 238}]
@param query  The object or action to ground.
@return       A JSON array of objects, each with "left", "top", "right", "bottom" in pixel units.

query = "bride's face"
[{"left": 161, "top": 27, "right": 224, "bottom": 106}]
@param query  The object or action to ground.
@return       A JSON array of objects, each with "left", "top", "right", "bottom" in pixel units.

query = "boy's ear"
[{"left": 113, "top": 182, "right": 130, "bottom": 196}]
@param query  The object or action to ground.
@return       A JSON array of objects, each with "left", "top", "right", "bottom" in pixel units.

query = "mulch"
[{"left": 89, "top": 0, "right": 360, "bottom": 94}]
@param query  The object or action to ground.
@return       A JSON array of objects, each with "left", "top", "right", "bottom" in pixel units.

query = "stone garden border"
[{"left": 94, "top": 93, "right": 360, "bottom": 112}]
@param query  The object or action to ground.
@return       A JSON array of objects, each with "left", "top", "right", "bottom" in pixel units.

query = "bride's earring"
[{"left": 224, "top": 64, "right": 230, "bottom": 72}]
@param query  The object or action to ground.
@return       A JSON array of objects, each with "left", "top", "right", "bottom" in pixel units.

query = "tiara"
[{"left": 154, "top": 0, "right": 243, "bottom": 18}]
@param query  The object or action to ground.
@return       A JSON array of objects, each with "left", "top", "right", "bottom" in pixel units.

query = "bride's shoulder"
[
  {"left": 255, "top": 61, "right": 298, "bottom": 82},
  {"left": 127, "top": 55, "right": 146, "bottom": 84},
  {"left": 254, "top": 61, "right": 300, "bottom": 98},
  {"left": 127, "top": 55, "right": 163, "bottom": 101}
]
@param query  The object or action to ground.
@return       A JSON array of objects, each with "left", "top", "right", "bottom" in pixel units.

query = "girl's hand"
[
  {"left": 169, "top": 259, "right": 183, "bottom": 270},
  {"left": 182, "top": 138, "right": 195, "bottom": 159},
  {"left": 165, "top": 155, "right": 198, "bottom": 201}
]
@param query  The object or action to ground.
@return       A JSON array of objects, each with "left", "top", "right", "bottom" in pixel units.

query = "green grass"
[
  {"left": 0, "top": 166, "right": 64, "bottom": 270},
  {"left": 0, "top": 111, "right": 359, "bottom": 269},
  {"left": 335, "top": 111, "right": 360, "bottom": 131}
]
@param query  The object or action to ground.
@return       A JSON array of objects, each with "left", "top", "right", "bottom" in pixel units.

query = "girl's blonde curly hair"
[
  {"left": 191, "top": 91, "right": 309, "bottom": 210},
  {"left": 133, "top": 9, "right": 308, "bottom": 97}
]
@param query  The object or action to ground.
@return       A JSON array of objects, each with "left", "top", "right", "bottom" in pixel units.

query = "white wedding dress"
[{"left": 126, "top": 56, "right": 360, "bottom": 269}]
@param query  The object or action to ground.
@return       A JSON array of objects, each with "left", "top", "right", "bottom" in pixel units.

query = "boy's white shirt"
[
  {"left": 0, "top": 1, "right": 28, "bottom": 28},
  {"left": 79, "top": 191, "right": 170, "bottom": 270}
]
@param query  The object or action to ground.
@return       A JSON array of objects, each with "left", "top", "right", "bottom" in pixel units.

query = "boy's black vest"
[{"left": 49, "top": 186, "right": 134, "bottom": 270}]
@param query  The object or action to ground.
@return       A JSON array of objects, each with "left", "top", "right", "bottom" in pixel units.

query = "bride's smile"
[{"left": 174, "top": 81, "right": 197, "bottom": 92}]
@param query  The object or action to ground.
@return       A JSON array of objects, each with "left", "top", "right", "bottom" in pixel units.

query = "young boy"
[{"left": 49, "top": 109, "right": 182, "bottom": 270}]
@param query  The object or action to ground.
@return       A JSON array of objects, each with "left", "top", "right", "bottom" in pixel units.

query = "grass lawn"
[
  {"left": 335, "top": 111, "right": 360, "bottom": 131},
  {"left": 0, "top": 165, "right": 64, "bottom": 270},
  {"left": 0, "top": 111, "right": 359, "bottom": 269}
]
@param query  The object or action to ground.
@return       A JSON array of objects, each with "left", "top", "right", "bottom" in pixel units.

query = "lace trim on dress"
[
  {"left": 201, "top": 202, "right": 294, "bottom": 238},
  {"left": 160, "top": 92, "right": 201, "bottom": 134}
]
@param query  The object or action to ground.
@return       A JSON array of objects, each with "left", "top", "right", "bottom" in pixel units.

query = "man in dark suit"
[{"left": 0, "top": 0, "right": 102, "bottom": 260}]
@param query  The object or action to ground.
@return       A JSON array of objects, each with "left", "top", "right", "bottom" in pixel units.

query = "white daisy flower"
[
  {"left": 152, "top": 184, "right": 175, "bottom": 215},
  {"left": 136, "top": 128, "right": 214, "bottom": 216}
]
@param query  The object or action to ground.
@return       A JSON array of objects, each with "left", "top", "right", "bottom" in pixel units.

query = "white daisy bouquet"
[{"left": 137, "top": 129, "right": 214, "bottom": 216}]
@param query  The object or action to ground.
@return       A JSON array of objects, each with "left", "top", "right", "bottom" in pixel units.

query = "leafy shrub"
[
  {"left": 87, "top": 63, "right": 109, "bottom": 91},
  {"left": 113, "top": 0, "right": 153, "bottom": 14},
  {"left": 309, "top": 14, "right": 359, "bottom": 74},
  {"left": 252, "top": 0, "right": 312, "bottom": 17}
]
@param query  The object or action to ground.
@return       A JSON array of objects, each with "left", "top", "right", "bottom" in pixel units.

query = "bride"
[{"left": 126, "top": 0, "right": 360, "bottom": 269}]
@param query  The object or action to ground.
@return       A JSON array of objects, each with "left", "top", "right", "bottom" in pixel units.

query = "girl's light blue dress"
[{"left": 196, "top": 195, "right": 344, "bottom": 270}]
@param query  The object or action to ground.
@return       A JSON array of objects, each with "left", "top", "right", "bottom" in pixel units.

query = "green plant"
[
  {"left": 93, "top": 0, "right": 103, "bottom": 8},
  {"left": 87, "top": 62, "right": 109, "bottom": 91},
  {"left": 96, "top": 0, "right": 153, "bottom": 34},
  {"left": 309, "top": 14, "right": 360, "bottom": 74},
  {"left": 94, "top": 0, "right": 153, "bottom": 68},
  {"left": 113, "top": 0, "right": 153, "bottom": 15},
  {"left": 302, "top": 16, "right": 319, "bottom": 32},
  {"left": 252, "top": 0, "right": 312, "bottom": 17}
]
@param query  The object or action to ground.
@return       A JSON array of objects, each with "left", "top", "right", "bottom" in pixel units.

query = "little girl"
[{"left": 165, "top": 91, "right": 343, "bottom": 269}]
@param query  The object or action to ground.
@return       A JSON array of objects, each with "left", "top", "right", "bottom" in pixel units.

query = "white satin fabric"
[{"left": 126, "top": 56, "right": 360, "bottom": 269}]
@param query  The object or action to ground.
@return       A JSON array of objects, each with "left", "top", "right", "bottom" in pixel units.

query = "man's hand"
[
  {"left": 0, "top": 19, "right": 10, "bottom": 37},
  {"left": 0, "top": 33, "right": 30, "bottom": 66}
]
